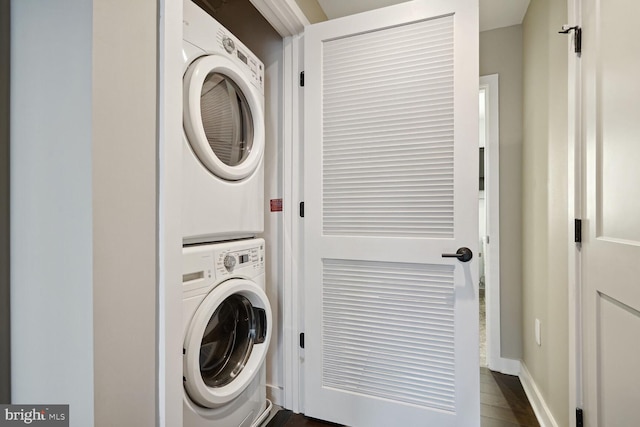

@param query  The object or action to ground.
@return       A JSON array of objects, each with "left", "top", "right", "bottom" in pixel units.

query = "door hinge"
[
  {"left": 299, "top": 201, "right": 305, "bottom": 218},
  {"left": 559, "top": 25, "right": 582, "bottom": 54},
  {"left": 575, "top": 218, "right": 582, "bottom": 243},
  {"left": 299, "top": 71, "right": 305, "bottom": 87},
  {"left": 576, "top": 408, "right": 583, "bottom": 427},
  {"left": 299, "top": 333, "right": 305, "bottom": 349}
]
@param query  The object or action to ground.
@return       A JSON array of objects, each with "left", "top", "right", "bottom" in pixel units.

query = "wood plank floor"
[
  {"left": 479, "top": 368, "right": 539, "bottom": 426},
  {"left": 265, "top": 368, "right": 539, "bottom": 427}
]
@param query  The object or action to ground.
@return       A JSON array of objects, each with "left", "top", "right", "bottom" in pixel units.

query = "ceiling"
[{"left": 317, "top": 0, "right": 531, "bottom": 32}]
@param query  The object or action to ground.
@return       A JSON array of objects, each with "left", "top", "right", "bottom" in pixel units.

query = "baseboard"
[
  {"left": 266, "top": 384, "right": 284, "bottom": 407},
  {"left": 488, "top": 357, "right": 521, "bottom": 376},
  {"left": 519, "top": 362, "right": 560, "bottom": 427}
]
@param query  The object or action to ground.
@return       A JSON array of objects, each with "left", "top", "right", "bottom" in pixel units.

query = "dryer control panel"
[
  {"left": 183, "top": 0, "right": 265, "bottom": 92},
  {"left": 217, "top": 29, "right": 264, "bottom": 92}
]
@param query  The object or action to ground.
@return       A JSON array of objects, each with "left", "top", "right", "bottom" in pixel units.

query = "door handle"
[{"left": 441, "top": 247, "right": 473, "bottom": 262}]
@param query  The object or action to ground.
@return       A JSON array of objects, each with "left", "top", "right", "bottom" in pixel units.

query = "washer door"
[
  {"left": 184, "top": 279, "right": 271, "bottom": 408},
  {"left": 183, "top": 55, "right": 264, "bottom": 181}
]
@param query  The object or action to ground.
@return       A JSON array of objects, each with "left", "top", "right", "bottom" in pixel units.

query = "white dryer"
[
  {"left": 182, "top": 0, "right": 265, "bottom": 244},
  {"left": 183, "top": 239, "right": 272, "bottom": 427}
]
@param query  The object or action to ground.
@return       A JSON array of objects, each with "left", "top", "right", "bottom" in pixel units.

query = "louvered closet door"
[{"left": 303, "top": 1, "right": 479, "bottom": 426}]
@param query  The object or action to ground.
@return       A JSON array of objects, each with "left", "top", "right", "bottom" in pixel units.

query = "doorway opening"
[{"left": 479, "top": 74, "right": 501, "bottom": 370}]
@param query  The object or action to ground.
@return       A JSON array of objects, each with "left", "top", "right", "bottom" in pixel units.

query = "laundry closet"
[
  {"left": 169, "top": 0, "right": 481, "bottom": 425},
  {"left": 181, "top": 0, "right": 288, "bottom": 417}
]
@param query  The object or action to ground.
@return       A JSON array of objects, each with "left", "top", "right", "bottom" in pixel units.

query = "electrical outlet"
[{"left": 535, "top": 318, "right": 541, "bottom": 346}]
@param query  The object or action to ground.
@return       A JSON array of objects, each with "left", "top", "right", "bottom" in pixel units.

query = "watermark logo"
[{"left": 0, "top": 405, "right": 68, "bottom": 427}]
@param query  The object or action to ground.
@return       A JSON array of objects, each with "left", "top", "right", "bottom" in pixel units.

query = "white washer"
[
  {"left": 183, "top": 239, "right": 271, "bottom": 427},
  {"left": 182, "top": 0, "right": 265, "bottom": 244}
]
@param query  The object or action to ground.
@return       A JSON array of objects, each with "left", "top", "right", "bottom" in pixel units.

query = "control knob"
[
  {"left": 222, "top": 36, "right": 235, "bottom": 54},
  {"left": 223, "top": 254, "right": 236, "bottom": 272}
]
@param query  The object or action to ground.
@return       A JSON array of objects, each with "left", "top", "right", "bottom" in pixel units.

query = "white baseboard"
[
  {"left": 519, "top": 362, "right": 560, "bottom": 427},
  {"left": 266, "top": 384, "right": 284, "bottom": 407},
  {"left": 488, "top": 357, "right": 521, "bottom": 376}
]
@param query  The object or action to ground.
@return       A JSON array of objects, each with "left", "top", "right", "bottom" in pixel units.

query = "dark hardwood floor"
[
  {"left": 479, "top": 367, "right": 539, "bottom": 426},
  {"left": 265, "top": 368, "right": 538, "bottom": 427}
]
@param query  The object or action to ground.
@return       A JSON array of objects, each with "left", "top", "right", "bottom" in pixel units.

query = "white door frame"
[
  {"left": 158, "top": 0, "right": 186, "bottom": 425},
  {"left": 479, "top": 74, "right": 505, "bottom": 373},
  {"left": 567, "top": 0, "right": 582, "bottom": 426},
  {"left": 479, "top": 74, "right": 519, "bottom": 376},
  {"left": 247, "top": 0, "right": 309, "bottom": 413},
  {"left": 280, "top": 32, "right": 306, "bottom": 413}
]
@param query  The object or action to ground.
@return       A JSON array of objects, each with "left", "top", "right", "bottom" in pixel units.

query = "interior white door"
[
  {"left": 580, "top": 0, "right": 640, "bottom": 425},
  {"left": 303, "top": 1, "right": 479, "bottom": 426}
]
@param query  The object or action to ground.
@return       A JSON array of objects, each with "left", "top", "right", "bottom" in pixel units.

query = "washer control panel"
[
  {"left": 215, "top": 240, "right": 265, "bottom": 276},
  {"left": 182, "top": 239, "right": 265, "bottom": 297}
]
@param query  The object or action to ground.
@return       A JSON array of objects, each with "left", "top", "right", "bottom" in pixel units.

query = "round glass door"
[
  {"left": 184, "top": 279, "right": 271, "bottom": 408},
  {"left": 199, "top": 73, "right": 253, "bottom": 168},
  {"left": 200, "top": 294, "right": 263, "bottom": 388},
  {"left": 184, "top": 55, "right": 264, "bottom": 181}
]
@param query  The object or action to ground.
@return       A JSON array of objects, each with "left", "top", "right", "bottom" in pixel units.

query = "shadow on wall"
[{"left": 1, "top": 0, "right": 11, "bottom": 404}]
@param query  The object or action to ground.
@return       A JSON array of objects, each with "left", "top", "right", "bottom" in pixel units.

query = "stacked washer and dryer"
[{"left": 181, "top": 2, "right": 272, "bottom": 427}]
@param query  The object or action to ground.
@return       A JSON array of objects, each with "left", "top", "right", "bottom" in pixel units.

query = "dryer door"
[
  {"left": 184, "top": 279, "right": 271, "bottom": 408},
  {"left": 184, "top": 55, "right": 264, "bottom": 181}
]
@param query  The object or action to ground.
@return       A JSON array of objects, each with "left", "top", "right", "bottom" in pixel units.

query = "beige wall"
[
  {"left": 0, "top": 0, "right": 9, "bottom": 404},
  {"left": 92, "top": 0, "right": 158, "bottom": 425},
  {"left": 294, "top": 0, "right": 327, "bottom": 23},
  {"left": 522, "top": 0, "right": 569, "bottom": 425},
  {"left": 479, "top": 25, "right": 523, "bottom": 360}
]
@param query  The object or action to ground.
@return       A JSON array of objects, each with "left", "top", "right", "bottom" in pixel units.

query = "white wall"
[{"left": 10, "top": 0, "right": 95, "bottom": 423}]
